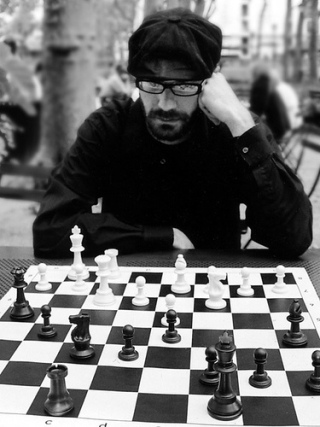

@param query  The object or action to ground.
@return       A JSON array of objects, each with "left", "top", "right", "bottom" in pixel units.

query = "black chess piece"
[
  {"left": 306, "top": 350, "right": 320, "bottom": 393},
  {"left": 249, "top": 348, "right": 272, "bottom": 388},
  {"left": 162, "top": 309, "right": 181, "bottom": 344},
  {"left": 10, "top": 266, "right": 34, "bottom": 320},
  {"left": 118, "top": 324, "right": 139, "bottom": 361},
  {"left": 44, "top": 364, "right": 74, "bottom": 416},
  {"left": 38, "top": 305, "right": 57, "bottom": 338},
  {"left": 207, "top": 331, "right": 242, "bottom": 421},
  {"left": 283, "top": 299, "right": 308, "bottom": 347},
  {"left": 199, "top": 345, "right": 220, "bottom": 385},
  {"left": 69, "top": 313, "right": 95, "bottom": 359}
]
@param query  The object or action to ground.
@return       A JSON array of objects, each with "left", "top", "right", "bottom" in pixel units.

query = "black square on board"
[
  {"left": 145, "top": 347, "right": 191, "bottom": 369},
  {"left": 286, "top": 370, "right": 315, "bottom": 396},
  {"left": 193, "top": 298, "right": 230, "bottom": 312},
  {"left": 229, "top": 285, "right": 265, "bottom": 298},
  {"left": 54, "top": 343, "right": 104, "bottom": 365},
  {"left": 27, "top": 387, "right": 86, "bottom": 418},
  {"left": 189, "top": 369, "right": 218, "bottom": 395},
  {"left": 49, "top": 294, "right": 87, "bottom": 308},
  {"left": 25, "top": 324, "right": 71, "bottom": 342},
  {"left": 192, "top": 329, "right": 231, "bottom": 348},
  {"left": 241, "top": 396, "right": 299, "bottom": 426},
  {"left": 268, "top": 298, "right": 306, "bottom": 313},
  {"left": 90, "top": 366, "right": 142, "bottom": 392},
  {"left": 232, "top": 313, "right": 273, "bottom": 329},
  {"left": 0, "top": 361, "right": 49, "bottom": 386},
  {"left": 133, "top": 393, "right": 188, "bottom": 423},
  {"left": 153, "top": 312, "right": 193, "bottom": 328},
  {"left": 261, "top": 272, "right": 296, "bottom": 285},
  {"left": 276, "top": 329, "right": 320, "bottom": 348},
  {"left": 129, "top": 272, "right": 163, "bottom": 283},
  {"left": 236, "top": 348, "right": 284, "bottom": 370},
  {"left": 79, "top": 308, "right": 117, "bottom": 325},
  {"left": 0, "top": 339, "right": 21, "bottom": 360}
]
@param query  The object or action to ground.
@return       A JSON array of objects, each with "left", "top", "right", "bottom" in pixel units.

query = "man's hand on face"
[
  {"left": 173, "top": 228, "right": 195, "bottom": 250},
  {"left": 198, "top": 71, "right": 255, "bottom": 137}
]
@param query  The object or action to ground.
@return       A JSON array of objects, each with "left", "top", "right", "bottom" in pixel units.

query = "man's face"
[{"left": 139, "top": 81, "right": 200, "bottom": 145}]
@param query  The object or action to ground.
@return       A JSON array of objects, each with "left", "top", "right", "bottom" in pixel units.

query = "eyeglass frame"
[{"left": 136, "top": 79, "right": 204, "bottom": 97}]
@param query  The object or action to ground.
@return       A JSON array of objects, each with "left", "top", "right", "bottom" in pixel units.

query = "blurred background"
[{"left": 0, "top": 0, "right": 319, "bottom": 250}]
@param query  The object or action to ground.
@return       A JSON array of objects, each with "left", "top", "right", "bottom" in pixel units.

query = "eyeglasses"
[{"left": 136, "top": 80, "right": 203, "bottom": 97}]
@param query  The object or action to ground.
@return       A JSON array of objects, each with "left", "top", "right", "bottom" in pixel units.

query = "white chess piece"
[
  {"left": 72, "top": 264, "right": 88, "bottom": 292},
  {"left": 205, "top": 267, "right": 227, "bottom": 309},
  {"left": 104, "top": 248, "right": 120, "bottom": 279},
  {"left": 93, "top": 254, "right": 115, "bottom": 305},
  {"left": 68, "top": 225, "right": 89, "bottom": 280},
  {"left": 204, "top": 265, "right": 215, "bottom": 294},
  {"left": 272, "top": 265, "right": 287, "bottom": 294},
  {"left": 171, "top": 254, "right": 191, "bottom": 294},
  {"left": 35, "top": 263, "right": 52, "bottom": 291},
  {"left": 161, "top": 294, "right": 180, "bottom": 326},
  {"left": 237, "top": 267, "right": 254, "bottom": 296},
  {"left": 132, "top": 276, "right": 149, "bottom": 306}
]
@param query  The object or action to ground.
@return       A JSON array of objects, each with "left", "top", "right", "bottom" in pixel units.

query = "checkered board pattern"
[{"left": 0, "top": 264, "right": 320, "bottom": 427}]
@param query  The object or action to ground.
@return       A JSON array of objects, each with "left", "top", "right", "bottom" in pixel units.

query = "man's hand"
[
  {"left": 173, "top": 228, "right": 195, "bottom": 250},
  {"left": 199, "top": 71, "right": 255, "bottom": 137}
]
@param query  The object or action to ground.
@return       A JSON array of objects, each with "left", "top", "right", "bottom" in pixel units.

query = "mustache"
[{"left": 147, "top": 109, "right": 188, "bottom": 121}]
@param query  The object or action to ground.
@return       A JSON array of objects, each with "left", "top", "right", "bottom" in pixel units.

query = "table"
[{"left": 1, "top": 247, "right": 320, "bottom": 299}]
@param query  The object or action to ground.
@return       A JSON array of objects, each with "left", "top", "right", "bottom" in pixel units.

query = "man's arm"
[
  {"left": 33, "top": 108, "right": 173, "bottom": 258},
  {"left": 199, "top": 72, "right": 312, "bottom": 257}
]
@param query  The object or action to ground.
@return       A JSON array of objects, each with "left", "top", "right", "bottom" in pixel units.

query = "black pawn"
[
  {"left": 283, "top": 299, "right": 308, "bottom": 347},
  {"left": 44, "top": 364, "right": 74, "bottom": 416},
  {"left": 306, "top": 350, "right": 320, "bottom": 393},
  {"left": 199, "top": 345, "right": 220, "bottom": 385},
  {"left": 118, "top": 324, "right": 139, "bottom": 361},
  {"left": 162, "top": 309, "right": 181, "bottom": 344},
  {"left": 10, "top": 266, "right": 34, "bottom": 320},
  {"left": 249, "top": 348, "right": 272, "bottom": 388},
  {"left": 38, "top": 305, "right": 57, "bottom": 338}
]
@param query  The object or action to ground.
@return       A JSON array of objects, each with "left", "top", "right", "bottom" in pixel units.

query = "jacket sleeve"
[
  {"left": 235, "top": 122, "right": 312, "bottom": 257},
  {"left": 33, "top": 108, "right": 173, "bottom": 258}
]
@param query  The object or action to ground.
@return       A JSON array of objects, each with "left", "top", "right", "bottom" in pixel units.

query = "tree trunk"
[
  {"left": 283, "top": 0, "right": 292, "bottom": 80},
  {"left": 256, "top": 0, "right": 267, "bottom": 58},
  {"left": 38, "top": 0, "right": 97, "bottom": 166},
  {"left": 293, "top": 0, "right": 305, "bottom": 82},
  {"left": 308, "top": 0, "right": 319, "bottom": 82}
]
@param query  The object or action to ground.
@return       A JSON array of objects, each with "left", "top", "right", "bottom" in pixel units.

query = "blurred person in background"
[
  {"left": 100, "top": 64, "right": 134, "bottom": 106},
  {"left": 249, "top": 62, "right": 302, "bottom": 145}
]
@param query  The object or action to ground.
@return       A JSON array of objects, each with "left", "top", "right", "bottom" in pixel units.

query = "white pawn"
[
  {"left": 237, "top": 267, "right": 254, "bottom": 296},
  {"left": 132, "top": 276, "right": 149, "bottom": 306},
  {"left": 171, "top": 254, "right": 191, "bottom": 294},
  {"left": 94, "top": 254, "right": 115, "bottom": 306},
  {"left": 272, "top": 265, "right": 287, "bottom": 293},
  {"left": 161, "top": 294, "right": 180, "bottom": 326},
  {"left": 35, "top": 263, "right": 52, "bottom": 291},
  {"left": 72, "top": 264, "right": 88, "bottom": 292},
  {"left": 104, "top": 248, "right": 120, "bottom": 280},
  {"left": 205, "top": 267, "right": 227, "bottom": 309}
]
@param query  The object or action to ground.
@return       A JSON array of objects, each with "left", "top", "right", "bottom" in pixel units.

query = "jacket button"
[
  {"left": 242, "top": 147, "right": 249, "bottom": 154},
  {"left": 160, "top": 159, "right": 166, "bottom": 165}
]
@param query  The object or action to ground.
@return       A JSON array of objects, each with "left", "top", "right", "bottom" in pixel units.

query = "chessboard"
[{"left": 0, "top": 259, "right": 320, "bottom": 427}]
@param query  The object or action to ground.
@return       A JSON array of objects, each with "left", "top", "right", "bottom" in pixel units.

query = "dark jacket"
[{"left": 33, "top": 98, "right": 312, "bottom": 258}]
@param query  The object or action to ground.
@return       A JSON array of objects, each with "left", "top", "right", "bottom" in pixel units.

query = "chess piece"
[
  {"left": 68, "top": 225, "right": 89, "bottom": 280},
  {"left": 93, "top": 254, "right": 115, "bottom": 306},
  {"left": 306, "top": 350, "right": 320, "bottom": 393},
  {"left": 207, "top": 331, "right": 242, "bottom": 421},
  {"left": 162, "top": 309, "right": 181, "bottom": 343},
  {"left": 69, "top": 313, "right": 95, "bottom": 359},
  {"left": 38, "top": 305, "right": 57, "bottom": 338},
  {"left": 282, "top": 299, "right": 308, "bottom": 347},
  {"left": 249, "top": 348, "right": 272, "bottom": 388},
  {"left": 132, "top": 276, "right": 149, "bottom": 306},
  {"left": 35, "top": 263, "right": 52, "bottom": 291},
  {"left": 237, "top": 267, "right": 254, "bottom": 296},
  {"left": 10, "top": 266, "right": 34, "bottom": 320},
  {"left": 272, "top": 265, "right": 287, "bottom": 294},
  {"left": 205, "top": 267, "right": 227, "bottom": 309},
  {"left": 161, "top": 294, "right": 180, "bottom": 326},
  {"left": 104, "top": 248, "right": 120, "bottom": 279},
  {"left": 171, "top": 254, "right": 191, "bottom": 294},
  {"left": 118, "top": 324, "right": 139, "bottom": 361},
  {"left": 199, "top": 345, "right": 220, "bottom": 385},
  {"left": 72, "top": 264, "right": 88, "bottom": 292},
  {"left": 44, "top": 364, "right": 74, "bottom": 416}
]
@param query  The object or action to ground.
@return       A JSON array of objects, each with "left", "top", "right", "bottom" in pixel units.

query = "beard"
[{"left": 143, "top": 106, "right": 198, "bottom": 144}]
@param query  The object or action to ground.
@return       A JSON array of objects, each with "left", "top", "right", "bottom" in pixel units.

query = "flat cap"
[{"left": 128, "top": 8, "right": 222, "bottom": 80}]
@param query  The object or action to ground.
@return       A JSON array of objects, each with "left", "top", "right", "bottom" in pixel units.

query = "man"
[{"left": 33, "top": 8, "right": 312, "bottom": 258}]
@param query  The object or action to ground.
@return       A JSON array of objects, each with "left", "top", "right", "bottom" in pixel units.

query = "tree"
[
  {"left": 37, "top": 0, "right": 97, "bottom": 166},
  {"left": 283, "top": 0, "right": 292, "bottom": 80},
  {"left": 293, "top": 0, "right": 306, "bottom": 82},
  {"left": 256, "top": 0, "right": 267, "bottom": 59},
  {"left": 308, "top": 0, "right": 319, "bottom": 82}
]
